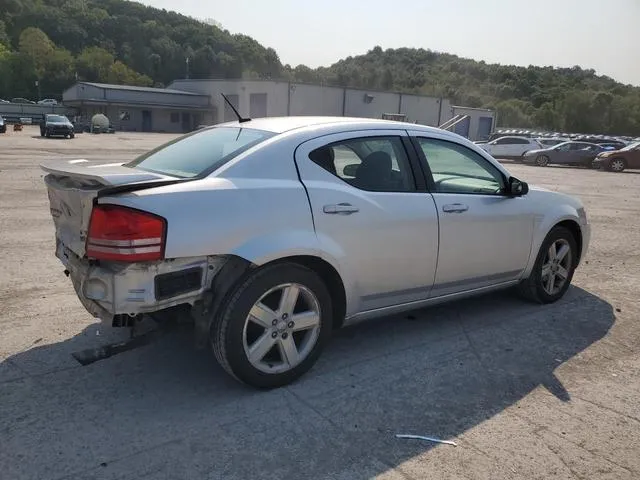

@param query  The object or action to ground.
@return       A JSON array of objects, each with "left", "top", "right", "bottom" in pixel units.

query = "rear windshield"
[{"left": 126, "top": 126, "right": 275, "bottom": 178}]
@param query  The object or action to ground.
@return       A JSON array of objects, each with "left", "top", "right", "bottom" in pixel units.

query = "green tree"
[
  {"left": 0, "top": 19, "right": 9, "bottom": 47},
  {"left": 76, "top": 46, "right": 114, "bottom": 81},
  {"left": 533, "top": 103, "right": 560, "bottom": 130},
  {"left": 106, "top": 60, "right": 152, "bottom": 86},
  {"left": 43, "top": 48, "right": 75, "bottom": 95},
  {"left": 18, "top": 27, "right": 54, "bottom": 78},
  {"left": 495, "top": 99, "right": 534, "bottom": 127}
]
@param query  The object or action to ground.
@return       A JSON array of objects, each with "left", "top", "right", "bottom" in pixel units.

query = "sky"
[{"left": 138, "top": 0, "right": 640, "bottom": 86}]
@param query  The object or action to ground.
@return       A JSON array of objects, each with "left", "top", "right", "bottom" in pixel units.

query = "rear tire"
[
  {"left": 211, "top": 263, "right": 333, "bottom": 389},
  {"left": 517, "top": 226, "right": 577, "bottom": 304}
]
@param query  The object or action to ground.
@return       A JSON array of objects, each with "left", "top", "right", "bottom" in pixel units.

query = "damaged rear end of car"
[
  {"left": 41, "top": 125, "right": 279, "bottom": 343},
  {"left": 42, "top": 159, "right": 226, "bottom": 330}
]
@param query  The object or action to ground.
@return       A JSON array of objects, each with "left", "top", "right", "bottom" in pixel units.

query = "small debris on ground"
[{"left": 395, "top": 434, "right": 458, "bottom": 447}]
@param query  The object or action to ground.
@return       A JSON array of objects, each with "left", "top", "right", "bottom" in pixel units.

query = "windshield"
[
  {"left": 47, "top": 115, "right": 69, "bottom": 122},
  {"left": 126, "top": 126, "right": 276, "bottom": 178},
  {"left": 620, "top": 141, "right": 640, "bottom": 151}
]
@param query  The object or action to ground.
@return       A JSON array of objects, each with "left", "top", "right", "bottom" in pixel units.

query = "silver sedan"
[
  {"left": 41, "top": 117, "right": 591, "bottom": 388},
  {"left": 523, "top": 141, "right": 604, "bottom": 167}
]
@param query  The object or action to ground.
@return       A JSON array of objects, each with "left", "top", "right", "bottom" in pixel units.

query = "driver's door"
[{"left": 411, "top": 133, "right": 535, "bottom": 296}]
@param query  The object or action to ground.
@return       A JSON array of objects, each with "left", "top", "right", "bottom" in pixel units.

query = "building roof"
[{"left": 78, "top": 82, "right": 207, "bottom": 97}]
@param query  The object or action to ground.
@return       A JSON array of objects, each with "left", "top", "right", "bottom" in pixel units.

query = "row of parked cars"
[
  {"left": 0, "top": 97, "right": 58, "bottom": 105},
  {"left": 476, "top": 136, "right": 639, "bottom": 172}
]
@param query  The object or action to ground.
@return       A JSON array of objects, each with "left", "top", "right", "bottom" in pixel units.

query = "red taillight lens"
[{"left": 86, "top": 205, "right": 166, "bottom": 262}]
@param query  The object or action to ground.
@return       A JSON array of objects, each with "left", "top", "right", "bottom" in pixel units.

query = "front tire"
[
  {"left": 211, "top": 263, "right": 333, "bottom": 389},
  {"left": 608, "top": 158, "right": 626, "bottom": 172},
  {"left": 535, "top": 155, "right": 549, "bottom": 167},
  {"left": 518, "top": 226, "right": 577, "bottom": 304}
]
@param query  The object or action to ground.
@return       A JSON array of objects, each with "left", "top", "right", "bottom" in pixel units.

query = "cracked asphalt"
[{"left": 1, "top": 127, "right": 639, "bottom": 479}]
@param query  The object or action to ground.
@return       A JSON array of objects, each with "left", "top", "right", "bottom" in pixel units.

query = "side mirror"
[
  {"left": 342, "top": 164, "right": 359, "bottom": 177},
  {"left": 507, "top": 176, "right": 528, "bottom": 197}
]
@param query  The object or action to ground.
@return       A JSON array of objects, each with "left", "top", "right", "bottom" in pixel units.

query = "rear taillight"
[{"left": 86, "top": 205, "right": 166, "bottom": 262}]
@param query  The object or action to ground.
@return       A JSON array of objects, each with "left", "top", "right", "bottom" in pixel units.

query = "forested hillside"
[
  {"left": 0, "top": 0, "right": 282, "bottom": 96},
  {"left": 1, "top": 0, "right": 640, "bottom": 135}
]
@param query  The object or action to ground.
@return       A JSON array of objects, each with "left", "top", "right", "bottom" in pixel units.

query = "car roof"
[
  {"left": 495, "top": 135, "right": 532, "bottom": 139},
  {"left": 215, "top": 116, "right": 440, "bottom": 135}
]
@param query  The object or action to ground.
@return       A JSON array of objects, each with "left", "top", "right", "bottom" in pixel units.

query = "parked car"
[
  {"left": 41, "top": 117, "right": 590, "bottom": 388},
  {"left": 37, "top": 98, "right": 58, "bottom": 106},
  {"left": 11, "top": 97, "right": 35, "bottom": 104},
  {"left": 40, "top": 113, "right": 75, "bottom": 138},
  {"left": 523, "top": 141, "right": 604, "bottom": 167},
  {"left": 478, "top": 136, "right": 542, "bottom": 159},
  {"left": 575, "top": 137, "right": 626, "bottom": 150},
  {"left": 592, "top": 141, "right": 640, "bottom": 172},
  {"left": 0, "top": 115, "right": 6, "bottom": 133}
]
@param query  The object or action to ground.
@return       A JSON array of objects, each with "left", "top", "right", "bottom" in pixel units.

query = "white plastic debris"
[{"left": 395, "top": 434, "right": 458, "bottom": 447}]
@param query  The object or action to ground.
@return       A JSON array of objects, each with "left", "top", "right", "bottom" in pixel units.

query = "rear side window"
[
  {"left": 127, "top": 127, "right": 275, "bottom": 178},
  {"left": 309, "top": 136, "right": 414, "bottom": 192}
]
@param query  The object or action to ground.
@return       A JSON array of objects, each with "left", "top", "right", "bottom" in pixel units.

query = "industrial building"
[
  {"left": 61, "top": 82, "right": 212, "bottom": 133},
  {"left": 56, "top": 79, "right": 495, "bottom": 140}
]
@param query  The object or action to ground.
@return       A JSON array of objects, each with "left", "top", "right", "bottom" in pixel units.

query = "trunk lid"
[{"left": 42, "top": 159, "right": 173, "bottom": 257}]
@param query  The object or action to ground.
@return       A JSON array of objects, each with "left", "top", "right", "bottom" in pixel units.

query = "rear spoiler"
[{"left": 96, "top": 178, "right": 194, "bottom": 199}]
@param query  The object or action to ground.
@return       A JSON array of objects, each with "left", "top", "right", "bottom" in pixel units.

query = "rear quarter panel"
[{"left": 97, "top": 136, "right": 336, "bottom": 268}]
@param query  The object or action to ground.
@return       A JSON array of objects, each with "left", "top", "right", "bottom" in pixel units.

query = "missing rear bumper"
[{"left": 58, "top": 243, "right": 232, "bottom": 325}]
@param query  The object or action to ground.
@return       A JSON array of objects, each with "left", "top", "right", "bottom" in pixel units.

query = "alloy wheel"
[
  {"left": 242, "top": 283, "right": 321, "bottom": 374},
  {"left": 536, "top": 155, "right": 549, "bottom": 167},
  {"left": 540, "top": 239, "right": 572, "bottom": 295},
  {"left": 610, "top": 159, "right": 625, "bottom": 172}
]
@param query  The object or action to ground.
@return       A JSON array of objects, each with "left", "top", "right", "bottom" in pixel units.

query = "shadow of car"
[{"left": 0, "top": 286, "right": 615, "bottom": 478}]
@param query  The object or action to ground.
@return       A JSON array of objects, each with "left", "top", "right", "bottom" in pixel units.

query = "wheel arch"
[
  {"left": 524, "top": 213, "right": 585, "bottom": 278},
  {"left": 266, "top": 255, "right": 347, "bottom": 330},
  {"left": 554, "top": 219, "right": 583, "bottom": 264}
]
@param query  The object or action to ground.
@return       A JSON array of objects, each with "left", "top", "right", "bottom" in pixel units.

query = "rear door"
[
  {"left": 294, "top": 130, "right": 439, "bottom": 314},
  {"left": 409, "top": 132, "right": 534, "bottom": 296}
]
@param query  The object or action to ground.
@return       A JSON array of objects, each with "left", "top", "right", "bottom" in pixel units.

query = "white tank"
[{"left": 91, "top": 113, "right": 110, "bottom": 131}]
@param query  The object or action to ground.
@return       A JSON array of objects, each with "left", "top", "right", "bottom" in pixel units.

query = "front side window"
[
  {"left": 309, "top": 136, "right": 414, "bottom": 192},
  {"left": 127, "top": 126, "right": 275, "bottom": 178},
  {"left": 417, "top": 138, "right": 505, "bottom": 195}
]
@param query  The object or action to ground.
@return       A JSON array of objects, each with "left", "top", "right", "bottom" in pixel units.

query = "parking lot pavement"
[{"left": 1, "top": 127, "right": 639, "bottom": 480}]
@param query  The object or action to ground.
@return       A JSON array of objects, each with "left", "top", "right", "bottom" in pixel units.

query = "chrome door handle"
[
  {"left": 442, "top": 203, "right": 469, "bottom": 213},
  {"left": 323, "top": 203, "right": 359, "bottom": 215}
]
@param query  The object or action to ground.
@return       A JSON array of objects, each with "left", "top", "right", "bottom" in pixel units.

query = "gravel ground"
[{"left": 1, "top": 126, "right": 639, "bottom": 480}]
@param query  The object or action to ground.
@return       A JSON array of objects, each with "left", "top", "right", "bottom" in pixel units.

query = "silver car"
[
  {"left": 41, "top": 117, "right": 590, "bottom": 388},
  {"left": 523, "top": 141, "right": 604, "bottom": 167}
]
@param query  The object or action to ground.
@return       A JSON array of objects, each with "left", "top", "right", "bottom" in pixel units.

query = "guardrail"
[{"left": 0, "top": 104, "right": 78, "bottom": 124}]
